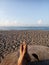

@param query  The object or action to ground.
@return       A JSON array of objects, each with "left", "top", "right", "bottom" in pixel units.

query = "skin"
[{"left": 18, "top": 41, "right": 30, "bottom": 65}]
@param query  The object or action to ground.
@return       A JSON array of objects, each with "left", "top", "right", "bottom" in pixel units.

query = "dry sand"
[
  {"left": 0, "top": 45, "right": 49, "bottom": 65},
  {"left": 0, "top": 30, "right": 49, "bottom": 65}
]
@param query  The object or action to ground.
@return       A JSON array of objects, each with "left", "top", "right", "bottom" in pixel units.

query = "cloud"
[
  {"left": 0, "top": 19, "right": 32, "bottom": 26},
  {"left": 37, "top": 19, "right": 43, "bottom": 25},
  {"left": 0, "top": 18, "right": 34, "bottom": 26},
  {"left": 0, "top": 19, "right": 44, "bottom": 26},
  {"left": 0, "top": 19, "right": 19, "bottom": 26}
]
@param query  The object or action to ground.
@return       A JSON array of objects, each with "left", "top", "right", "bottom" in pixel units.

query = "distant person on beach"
[{"left": 18, "top": 41, "right": 31, "bottom": 65}]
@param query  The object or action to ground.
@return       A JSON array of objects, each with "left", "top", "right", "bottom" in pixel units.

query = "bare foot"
[{"left": 18, "top": 41, "right": 30, "bottom": 65}]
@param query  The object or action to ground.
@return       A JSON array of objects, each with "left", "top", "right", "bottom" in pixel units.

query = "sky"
[{"left": 0, "top": 0, "right": 49, "bottom": 26}]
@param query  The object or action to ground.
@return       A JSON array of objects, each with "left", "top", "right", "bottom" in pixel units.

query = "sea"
[{"left": 0, "top": 26, "right": 49, "bottom": 30}]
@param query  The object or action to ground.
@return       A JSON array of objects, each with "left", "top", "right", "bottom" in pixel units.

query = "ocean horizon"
[{"left": 0, "top": 26, "right": 49, "bottom": 30}]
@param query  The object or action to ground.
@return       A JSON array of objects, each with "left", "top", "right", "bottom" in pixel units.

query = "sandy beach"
[{"left": 0, "top": 30, "right": 49, "bottom": 64}]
